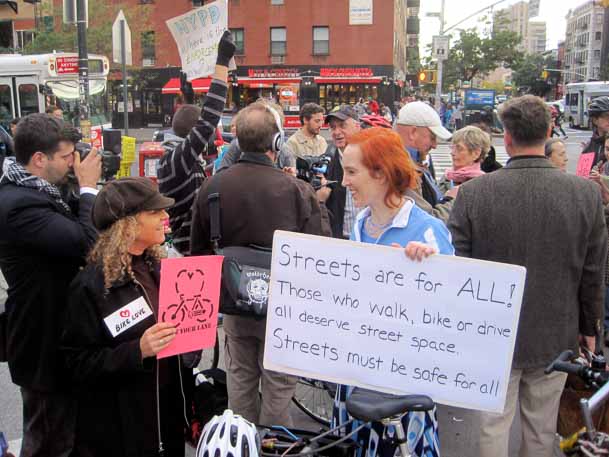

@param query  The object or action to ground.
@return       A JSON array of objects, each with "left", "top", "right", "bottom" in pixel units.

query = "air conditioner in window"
[{"left": 271, "top": 55, "right": 285, "bottom": 64}]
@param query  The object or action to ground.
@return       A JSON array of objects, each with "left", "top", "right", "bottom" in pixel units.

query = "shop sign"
[
  {"left": 55, "top": 56, "right": 79, "bottom": 75},
  {"left": 247, "top": 68, "right": 300, "bottom": 78},
  {"left": 320, "top": 67, "right": 374, "bottom": 77},
  {"left": 349, "top": 0, "right": 373, "bottom": 25}
]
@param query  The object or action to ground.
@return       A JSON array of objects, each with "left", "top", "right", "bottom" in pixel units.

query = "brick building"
[
  {"left": 101, "top": 0, "right": 421, "bottom": 127},
  {"left": 0, "top": 0, "right": 50, "bottom": 51}
]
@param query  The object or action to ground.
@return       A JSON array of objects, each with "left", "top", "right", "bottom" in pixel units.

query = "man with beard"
[
  {"left": 284, "top": 103, "right": 327, "bottom": 158},
  {"left": 0, "top": 113, "right": 101, "bottom": 457}
]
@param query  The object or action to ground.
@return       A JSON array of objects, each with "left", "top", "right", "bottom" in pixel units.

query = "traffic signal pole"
[
  {"left": 76, "top": 0, "right": 90, "bottom": 139},
  {"left": 434, "top": 0, "right": 445, "bottom": 111}
]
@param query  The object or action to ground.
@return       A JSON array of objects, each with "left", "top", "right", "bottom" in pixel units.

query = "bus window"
[
  {"left": 18, "top": 84, "right": 39, "bottom": 116},
  {"left": 569, "top": 93, "right": 578, "bottom": 107},
  {"left": 0, "top": 84, "right": 13, "bottom": 122}
]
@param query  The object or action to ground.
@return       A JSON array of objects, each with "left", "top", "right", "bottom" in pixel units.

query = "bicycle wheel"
[{"left": 292, "top": 379, "right": 335, "bottom": 426}]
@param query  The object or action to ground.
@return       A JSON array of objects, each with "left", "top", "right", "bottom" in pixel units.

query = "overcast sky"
[{"left": 418, "top": 0, "right": 581, "bottom": 56}]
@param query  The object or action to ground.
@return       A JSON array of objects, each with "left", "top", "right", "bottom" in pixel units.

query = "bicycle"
[
  {"left": 545, "top": 349, "right": 609, "bottom": 455},
  {"left": 205, "top": 388, "right": 436, "bottom": 457}
]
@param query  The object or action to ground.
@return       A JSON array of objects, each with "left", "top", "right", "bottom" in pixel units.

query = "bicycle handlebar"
[{"left": 545, "top": 350, "right": 609, "bottom": 389}]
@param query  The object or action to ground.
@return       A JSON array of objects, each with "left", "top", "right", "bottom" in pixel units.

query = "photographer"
[
  {"left": 0, "top": 113, "right": 101, "bottom": 457},
  {"left": 157, "top": 30, "right": 235, "bottom": 256}
]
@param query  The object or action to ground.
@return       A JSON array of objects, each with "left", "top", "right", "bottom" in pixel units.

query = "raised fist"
[{"left": 216, "top": 30, "right": 236, "bottom": 67}]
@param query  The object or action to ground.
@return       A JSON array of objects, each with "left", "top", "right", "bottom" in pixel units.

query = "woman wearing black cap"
[{"left": 61, "top": 177, "right": 186, "bottom": 457}]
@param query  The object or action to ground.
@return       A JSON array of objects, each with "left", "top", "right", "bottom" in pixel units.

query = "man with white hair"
[{"left": 395, "top": 101, "right": 454, "bottom": 223}]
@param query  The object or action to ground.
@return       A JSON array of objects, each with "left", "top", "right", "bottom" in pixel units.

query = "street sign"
[
  {"left": 432, "top": 35, "right": 450, "bottom": 61},
  {"left": 112, "top": 10, "right": 132, "bottom": 66}
]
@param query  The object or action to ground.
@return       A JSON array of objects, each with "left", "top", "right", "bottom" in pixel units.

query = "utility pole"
[
  {"left": 434, "top": 0, "right": 445, "bottom": 111},
  {"left": 76, "top": 0, "right": 90, "bottom": 139},
  {"left": 120, "top": 19, "right": 129, "bottom": 135}
]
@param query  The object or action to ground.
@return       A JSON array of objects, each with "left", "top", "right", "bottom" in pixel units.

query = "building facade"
[
  {"left": 493, "top": 1, "right": 546, "bottom": 55},
  {"left": 0, "top": 0, "right": 51, "bottom": 51},
  {"left": 79, "top": 0, "right": 419, "bottom": 128},
  {"left": 564, "top": 0, "right": 606, "bottom": 83}
]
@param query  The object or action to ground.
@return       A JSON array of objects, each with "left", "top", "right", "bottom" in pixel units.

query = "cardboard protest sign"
[
  {"left": 158, "top": 256, "right": 223, "bottom": 359},
  {"left": 263, "top": 231, "right": 526, "bottom": 413},
  {"left": 166, "top": 0, "right": 235, "bottom": 81},
  {"left": 576, "top": 152, "right": 595, "bottom": 178}
]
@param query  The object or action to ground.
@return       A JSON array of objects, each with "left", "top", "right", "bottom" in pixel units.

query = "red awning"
[
  {"left": 314, "top": 76, "right": 383, "bottom": 84},
  {"left": 162, "top": 77, "right": 212, "bottom": 94},
  {"left": 239, "top": 77, "right": 301, "bottom": 88}
]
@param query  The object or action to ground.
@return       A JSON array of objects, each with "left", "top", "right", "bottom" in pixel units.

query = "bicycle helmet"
[
  {"left": 360, "top": 114, "right": 392, "bottom": 129},
  {"left": 588, "top": 96, "right": 609, "bottom": 117},
  {"left": 196, "top": 410, "right": 260, "bottom": 457}
]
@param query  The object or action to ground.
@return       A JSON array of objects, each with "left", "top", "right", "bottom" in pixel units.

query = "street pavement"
[{"left": 0, "top": 125, "right": 595, "bottom": 457}]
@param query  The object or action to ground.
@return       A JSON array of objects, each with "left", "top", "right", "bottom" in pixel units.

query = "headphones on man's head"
[{"left": 264, "top": 104, "right": 285, "bottom": 153}]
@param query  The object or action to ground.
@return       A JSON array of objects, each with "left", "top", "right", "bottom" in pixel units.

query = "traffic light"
[
  {"left": 419, "top": 71, "right": 427, "bottom": 82},
  {"left": 541, "top": 70, "right": 548, "bottom": 80},
  {"left": 418, "top": 70, "right": 437, "bottom": 84}
]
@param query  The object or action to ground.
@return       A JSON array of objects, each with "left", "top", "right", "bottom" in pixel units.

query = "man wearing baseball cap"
[
  {"left": 317, "top": 105, "right": 362, "bottom": 238},
  {"left": 396, "top": 101, "right": 454, "bottom": 223}
]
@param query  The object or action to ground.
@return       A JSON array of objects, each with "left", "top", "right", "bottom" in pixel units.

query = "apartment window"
[
  {"left": 270, "top": 27, "right": 286, "bottom": 56},
  {"left": 313, "top": 26, "right": 329, "bottom": 55},
  {"left": 231, "top": 28, "right": 244, "bottom": 55},
  {"left": 139, "top": 0, "right": 154, "bottom": 3},
  {"left": 594, "top": 49, "right": 601, "bottom": 58},
  {"left": 596, "top": 31, "right": 602, "bottom": 40},
  {"left": 15, "top": 30, "right": 34, "bottom": 49},
  {"left": 271, "top": 0, "right": 284, "bottom": 4},
  {"left": 141, "top": 31, "right": 156, "bottom": 66},
  {"left": 193, "top": 0, "right": 203, "bottom": 5}
]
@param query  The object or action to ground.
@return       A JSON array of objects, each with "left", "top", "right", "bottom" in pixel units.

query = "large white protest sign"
[
  {"left": 264, "top": 231, "right": 526, "bottom": 413},
  {"left": 166, "top": 0, "right": 234, "bottom": 81}
]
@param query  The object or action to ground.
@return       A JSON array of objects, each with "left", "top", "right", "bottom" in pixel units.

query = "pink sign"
[
  {"left": 576, "top": 153, "right": 595, "bottom": 178},
  {"left": 157, "top": 256, "right": 223, "bottom": 359}
]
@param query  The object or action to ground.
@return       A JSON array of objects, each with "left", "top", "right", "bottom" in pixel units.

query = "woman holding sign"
[
  {"left": 335, "top": 127, "right": 454, "bottom": 457},
  {"left": 61, "top": 178, "right": 187, "bottom": 457}
]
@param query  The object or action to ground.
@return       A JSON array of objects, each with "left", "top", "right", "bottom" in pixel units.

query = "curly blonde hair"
[{"left": 88, "top": 216, "right": 165, "bottom": 290}]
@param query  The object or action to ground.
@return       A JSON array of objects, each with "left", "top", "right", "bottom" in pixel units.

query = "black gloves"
[{"left": 216, "top": 30, "right": 236, "bottom": 67}]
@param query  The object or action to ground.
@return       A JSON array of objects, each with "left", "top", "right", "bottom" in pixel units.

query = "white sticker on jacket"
[{"left": 103, "top": 296, "right": 153, "bottom": 338}]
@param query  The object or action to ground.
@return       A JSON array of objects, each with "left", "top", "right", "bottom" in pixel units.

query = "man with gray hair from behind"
[{"left": 448, "top": 95, "right": 607, "bottom": 457}]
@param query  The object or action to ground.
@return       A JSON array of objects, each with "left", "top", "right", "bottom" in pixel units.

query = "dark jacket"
[
  {"left": 157, "top": 77, "right": 228, "bottom": 255},
  {"left": 191, "top": 152, "right": 331, "bottom": 254},
  {"left": 583, "top": 132, "right": 606, "bottom": 166},
  {"left": 324, "top": 144, "right": 347, "bottom": 238},
  {"left": 448, "top": 156, "right": 607, "bottom": 369},
  {"left": 0, "top": 182, "right": 96, "bottom": 391},
  {"left": 61, "top": 261, "right": 185, "bottom": 457}
]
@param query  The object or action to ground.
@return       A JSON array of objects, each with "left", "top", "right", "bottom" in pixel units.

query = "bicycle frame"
[
  {"left": 381, "top": 416, "right": 410, "bottom": 457},
  {"left": 581, "top": 379, "right": 609, "bottom": 433}
]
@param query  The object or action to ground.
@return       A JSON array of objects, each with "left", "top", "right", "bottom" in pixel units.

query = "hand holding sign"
[
  {"left": 140, "top": 322, "right": 177, "bottom": 359},
  {"left": 216, "top": 30, "right": 236, "bottom": 67}
]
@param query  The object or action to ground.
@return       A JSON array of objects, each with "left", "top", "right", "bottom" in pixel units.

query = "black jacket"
[
  {"left": 583, "top": 132, "right": 606, "bottom": 166},
  {"left": 191, "top": 152, "right": 331, "bottom": 254},
  {"left": 61, "top": 261, "right": 185, "bottom": 457},
  {"left": 0, "top": 181, "right": 97, "bottom": 391},
  {"left": 324, "top": 144, "right": 347, "bottom": 238}
]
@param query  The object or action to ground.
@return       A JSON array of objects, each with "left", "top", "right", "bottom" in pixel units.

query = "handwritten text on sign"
[
  {"left": 263, "top": 232, "right": 526, "bottom": 413},
  {"left": 166, "top": 0, "right": 233, "bottom": 81}
]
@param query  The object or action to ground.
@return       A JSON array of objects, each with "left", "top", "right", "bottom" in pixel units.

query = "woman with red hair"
[{"left": 333, "top": 127, "right": 453, "bottom": 457}]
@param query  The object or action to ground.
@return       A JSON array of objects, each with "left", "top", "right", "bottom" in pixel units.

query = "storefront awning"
[
  {"left": 314, "top": 76, "right": 383, "bottom": 84},
  {"left": 239, "top": 77, "right": 302, "bottom": 88},
  {"left": 162, "top": 77, "right": 212, "bottom": 94}
]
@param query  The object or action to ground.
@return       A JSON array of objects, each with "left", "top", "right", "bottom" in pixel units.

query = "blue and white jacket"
[{"left": 351, "top": 198, "right": 454, "bottom": 255}]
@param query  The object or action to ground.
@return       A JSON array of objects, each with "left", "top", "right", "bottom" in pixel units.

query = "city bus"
[
  {"left": 0, "top": 52, "right": 111, "bottom": 139},
  {"left": 565, "top": 81, "right": 609, "bottom": 129}
]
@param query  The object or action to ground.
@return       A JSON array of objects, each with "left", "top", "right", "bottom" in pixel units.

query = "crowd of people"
[{"left": 1, "top": 30, "right": 609, "bottom": 457}]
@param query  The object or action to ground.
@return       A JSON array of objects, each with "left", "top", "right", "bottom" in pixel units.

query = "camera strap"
[{"left": 206, "top": 176, "right": 222, "bottom": 252}]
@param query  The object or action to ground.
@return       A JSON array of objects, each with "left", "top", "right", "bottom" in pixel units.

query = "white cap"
[{"left": 397, "top": 101, "right": 452, "bottom": 141}]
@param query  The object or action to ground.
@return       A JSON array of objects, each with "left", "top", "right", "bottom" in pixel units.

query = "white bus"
[
  {"left": 0, "top": 52, "right": 110, "bottom": 132},
  {"left": 565, "top": 81, "right": 609, "bottom": 129}
]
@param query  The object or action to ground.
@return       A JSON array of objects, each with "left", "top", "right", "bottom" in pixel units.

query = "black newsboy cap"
[{"left": 93, "top": 177, "right": 175, "bottom": 230}]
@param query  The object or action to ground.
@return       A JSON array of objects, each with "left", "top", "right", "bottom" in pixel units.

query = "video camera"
[
  {"left": 296, "top": 155, "right": 331, "bottom": 190},
  {"left": 60, "top": 129, "right": 123, "bottom": 207}
]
